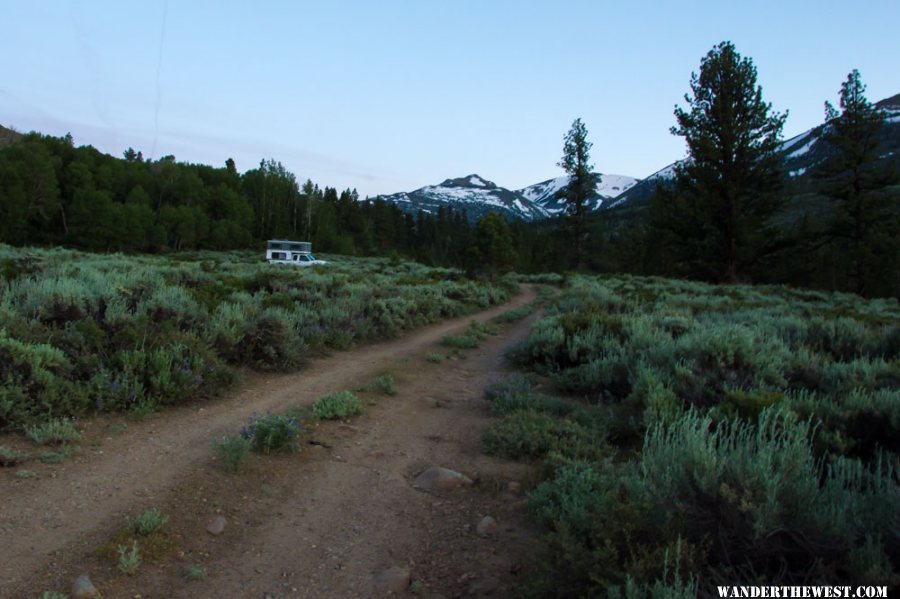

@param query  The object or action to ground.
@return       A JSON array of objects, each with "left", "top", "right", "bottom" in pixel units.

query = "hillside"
[
  {"left": 0, "top": 124, "right": 23, "bottom": 150},
  {"left": 608, "top": 91, "right": 900, "bottom": 210}
]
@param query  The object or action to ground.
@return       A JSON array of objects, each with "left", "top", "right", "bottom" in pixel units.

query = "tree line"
[
  {"left": 0, "top": 127, "right": 555, "bottom": 278},
  {"left": 0, "top": 134, "right": 484, "bottom": 266}
]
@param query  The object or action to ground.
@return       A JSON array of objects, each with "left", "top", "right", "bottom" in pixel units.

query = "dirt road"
[{"left": 1, "top": 286, "right": 542, "bottom": 598}]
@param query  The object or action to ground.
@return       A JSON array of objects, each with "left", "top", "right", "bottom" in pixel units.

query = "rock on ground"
[
  {"left": 206, "top": 515, "right": 227, "bottom": 536},
  {"left": 374, "top": 566, "right": 411, "bottom": 593},
  {"left": 411, "top": 466, "right": 473, "bottom": 491},
  {"left": 71, "top": 573, "right": 99, "bottom": 599},
  {"left": 476, "top": 516, "right": 498, "bottom": 537}
]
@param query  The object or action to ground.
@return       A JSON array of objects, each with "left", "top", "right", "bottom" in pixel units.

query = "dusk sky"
[{"left": 2, "top": 1, "right": 898, "bottom": 197}]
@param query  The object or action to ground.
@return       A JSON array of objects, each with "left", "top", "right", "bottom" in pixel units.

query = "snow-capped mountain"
[
  {"left": 376, "top": 174, "right": 547, "bottom": 222},
  {"left": 376, "top": 172, "right": 641, "bottom": 222},
  {"left": 517, "top": 173, "right": 639, "bottom": 216}
]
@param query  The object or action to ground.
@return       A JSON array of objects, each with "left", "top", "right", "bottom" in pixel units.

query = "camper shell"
[{"left": 266, "top": 240, "right": 326, "bottom": 265}]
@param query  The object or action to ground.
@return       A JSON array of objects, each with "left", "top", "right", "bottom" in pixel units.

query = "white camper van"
[{"left": 265, "top": 240, "right": 327, "bottom": 265}]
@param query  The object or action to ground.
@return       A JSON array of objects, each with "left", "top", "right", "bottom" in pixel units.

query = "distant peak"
[{"left": 438, "top": 174, "right": 498, "bottom": 189}]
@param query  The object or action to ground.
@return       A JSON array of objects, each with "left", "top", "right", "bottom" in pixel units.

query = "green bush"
[
  {"left": 211, "top": 433, "right": 252, "bottom": 472},
  {"left": 483, "top": 410, "right": 602, "bottom": 461},
  {"left": 492, "top": 304, "right": 533, "bottom": 324},
  {"left": 441, "top": 319, "right": 497, "bottom": 349},
  {"left": 241, "top": 412, "right": 301, "bottom": 453},
  {"left": 39, "top": 445, "right": 78, "bottom": 464},
  {"left": 527, "top": 408, "right": 900, "bottom": 594},
  {"left": 24, "top": 418, "right": 81, "bottom": 445},
  {"left": 127, "top": 507, "right": 168, "bottom": 536},
  {"left": 493, "top": 274, "right": 900, "bottom": 594},
  {"left": 441, "top": 332, "right": 481, "bottom": 349},
  {"left": 373, "top": 373, "right": 397, "bottom": 396},
  {"left": 183, "top": 564, "right": 207, "bottom": 581},
  {"left": 237, "top": 310, "right": 306, "bottom": 371},
  {"left": 483, "top": 375, "right": 574, "bottom": 416},
  {"left": 0, "top": 246, "right": 512, "bottom": 429},
  {"left": 311, "top": 391, "right": 363, "bottom": 420},
  {"left": 0, "top": 444, "right": 27, "bottom": 466},
  {"left": 117, "top": 540, "right": 141, "bottom": 573},
  {"left": 512, "top": 275, "right": 900, "bottom": 452},
  {"left": 0, "top": 332, "right": 80, "bottom": 428}
]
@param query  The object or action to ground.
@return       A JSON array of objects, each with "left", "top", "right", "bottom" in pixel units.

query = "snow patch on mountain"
[
  {"left": 787, "top": 138, "right": 817, "bottom": 159},
  {"left": 781, "top": 130, "right": 814, "bottom": 154},
  {"left": 519, "top": 176, "right": 569, "bottom": 204},
  {"left": 516, "top": 173, "right": 640, "bottom": 215}
]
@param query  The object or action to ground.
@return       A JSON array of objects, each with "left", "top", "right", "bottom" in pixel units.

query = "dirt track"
[{"left": 1, "top": 286, "right": 541, "bottom": 598}]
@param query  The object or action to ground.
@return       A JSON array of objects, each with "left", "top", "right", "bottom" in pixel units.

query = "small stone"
[
  {"left": 373, "top": 566, "right": 411, "bottom": 593},
  {"left": 476, "top": 516, "right": 498, "bottom": 537},
  {"left": 411, "top": 467, "right": 473, "bottom": 491},
  {"left": 206, "top": 515, "right": 227, "bottom": 535},
  {"left": 420, "top": 396, "right": 445, "bottom": 408},
  {"left": 72, "top": 574, "right": 99, "bottom": 599}
]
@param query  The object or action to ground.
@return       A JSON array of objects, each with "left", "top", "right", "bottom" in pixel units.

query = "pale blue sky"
[{"left": 2, "top": 1, "right": 897, "bottom": 196}]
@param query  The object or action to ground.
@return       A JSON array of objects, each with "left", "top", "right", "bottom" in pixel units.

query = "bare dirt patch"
[{"left": 2, "top": 287, "right": 543, "bottom": 598}]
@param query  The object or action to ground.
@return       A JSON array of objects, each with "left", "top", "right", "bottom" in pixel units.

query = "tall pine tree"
[
  {"left": 557, "top": 118, "right": 597, "bottom": 270},
  {"left": 816, "top": 69, "right": 898, "bottom": 297},
  {"left": 653, "top": 41, "right": 787, "bottom": 283}
]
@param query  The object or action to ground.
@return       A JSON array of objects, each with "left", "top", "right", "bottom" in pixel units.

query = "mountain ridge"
[{"left": 375, "top": 171, "right": 640, "bottom": 222}]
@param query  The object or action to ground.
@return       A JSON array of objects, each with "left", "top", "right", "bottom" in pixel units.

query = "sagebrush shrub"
[
  {"left": 239, "top": 310, "right": 306, "bottom": 371},
  {"left": 0, "top": 246, "right": 513, "bottom": 428},
  {"left": 311, "top": 391, "right": 363, "bottom": 420},
  {"left": 528, "top": 407, "right": 900, "bottom": 593},
  {"left": 483, "top": 375, "right": 574, "bottom": 416},
  {"left": 0, "top": 444, "right": 27, "bottom": 466},
  {"left": 117, "top": 540, "right": 141, "bottom": 573},
  {"left": 127, "top": 507, "right": 168, "bottom": 536},
  {"left": 211, "top": 433, "right": 252, "bottom": 471},
  {"left": 241, "top": 412, "right": 301, "bottom": 453},
  {"left": 483, "top": 410, "right": 602, "bottom": 460},
  {"left": 373, "top": 374, "right": 397, "bottom": 396},
  {"left": 0, "top": 332, "right": 80, "bottom": 428},
  {"left": 492, "top": 304, "right": 533, "bottom": 324},
  {"left": 496, "top": 274, "right": 900, "bottom": 594},
  {"left": 24, "top": 418, "right": 81, "bottom": 446}
]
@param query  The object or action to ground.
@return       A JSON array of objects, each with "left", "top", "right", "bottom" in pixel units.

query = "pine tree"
[
  {"left": 557, "top": 118, "right": 597, "bottom": 269},
  {"left": 659, "top": 41, "right": 787, "bottom": 283},
  {"left": 817, "top": 69, "right": 897, "bottom": 296}
]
